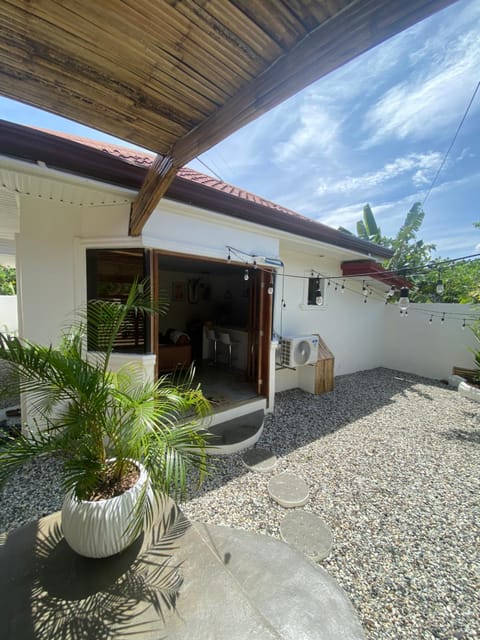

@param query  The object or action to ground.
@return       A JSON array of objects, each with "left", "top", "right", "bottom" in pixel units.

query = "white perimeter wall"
[
  {"left": 0, "top": 295, "right": 18, "bottom": 334},
  {"left": 382, "top": 303, "right": 479, "bottom": 379}
]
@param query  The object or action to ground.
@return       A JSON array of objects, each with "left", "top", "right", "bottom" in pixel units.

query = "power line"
[
  {"left": 226, "top": 245, "right": 480, "bottom": 284},
  {"left": 195, "top": 157, "right": 224, "bottom": 181},
  {"left": 422, "top": 80, "right": 480, "bottom": 206}
]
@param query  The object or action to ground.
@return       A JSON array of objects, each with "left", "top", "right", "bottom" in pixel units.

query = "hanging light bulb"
[
  {"left": 341, "top": 280, "right": 345, "bottom": 294},
  {"left": 362, "top": 280, "right": 368, "bottom": 296},
  {"left": 227, "top": 248, "right": 231, "bottom": 261},
  {"left": 327, "top": 279, "right": 331, "bottom": 287},
  {"left": 436, "top": 277, "right": 444, "bottom": 295},
  {"left": 398, "top": 287, "right": 409, "bottom": 311},
  {"left": 267, "top": 273, "right": 274, "bottom": 295},
  {"left": 315, "top": 277, "right": 323, "bottom": 305},
  {"left": 462, "top": 318, "right": 466, "bottom": 330},
  {"left": 334, "top": 282, "right": 338, "bottom": 292},
  {"left": 429, "top": 315, "right": 433, "bottom": 325},
  {"left": 441, "top": 312, "right": 445, "bottom": 324},
  {"left": 363, "top": 297, "right": 367, "bottom": 304},
  {"left": 244, "top": 269, "right": 249, "bottom": 281},
  {"left": 368, "top": 287, "right": 373, "bottom": 296}
]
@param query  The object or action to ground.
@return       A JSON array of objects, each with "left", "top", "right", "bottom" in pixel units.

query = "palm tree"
[{"left": 0, "top": 282, "right": 211, "bottom": 541}]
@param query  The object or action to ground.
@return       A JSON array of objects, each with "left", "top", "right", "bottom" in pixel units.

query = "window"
[
  {"left": 86, "top": 248, "right": 150, "bottom": 353},
  {"left": 307, "top": 274, "right": 325, "bottom": 306}
]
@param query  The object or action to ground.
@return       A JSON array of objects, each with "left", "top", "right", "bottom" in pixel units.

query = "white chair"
[
  {"left": 207, "top": 328, "right": 219, "bottom": 364},
  {"left": 218, "top": 332, "right": 237, "bottom": 368}
]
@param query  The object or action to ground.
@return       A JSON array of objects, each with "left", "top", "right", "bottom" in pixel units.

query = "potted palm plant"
[{"left": 0, "top": 282, "right": 211, "bottom": 557}]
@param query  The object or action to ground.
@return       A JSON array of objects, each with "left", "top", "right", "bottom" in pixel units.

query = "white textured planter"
[
  {"left": 458, "top": 381, "right": 480, "bottom": 403},
  {"left": 61, "top": 461, "right": 152, "bottom": 558}
]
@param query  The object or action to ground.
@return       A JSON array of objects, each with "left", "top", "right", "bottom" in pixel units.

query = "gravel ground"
[{"left": 1, "top": 367, "right": 479, "bottom": 639}]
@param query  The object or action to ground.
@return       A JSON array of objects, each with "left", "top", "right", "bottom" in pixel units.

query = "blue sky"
[{"left": 1, "top": 0, "right": 478, "bottom": 258}]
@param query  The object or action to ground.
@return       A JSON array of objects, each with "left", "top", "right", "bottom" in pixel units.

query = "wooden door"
[{"left": 246, "top": 269, "right": 273, "bottom": 398}]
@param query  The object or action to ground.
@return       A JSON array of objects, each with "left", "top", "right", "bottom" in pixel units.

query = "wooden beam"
[
  {"left": 172, "top": 0, "right": 457, "bottom": 166},
  {"left": 129, "top": 154, "right": 176, "bottom": 236}
]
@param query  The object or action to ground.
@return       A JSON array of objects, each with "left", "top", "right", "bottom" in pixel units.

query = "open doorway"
[{"left": 153, "top": 251, "right": 273, "bottom": 411}]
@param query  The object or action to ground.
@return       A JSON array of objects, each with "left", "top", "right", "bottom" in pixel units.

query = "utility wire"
[
  {"left": 195, "top": 157, "right": 224, "bottom": 181},
  {"left": 422, "top": 80, "right": 480, "bottom": 206},
  {"left": 226, "top": 245, "right": 480, "bottom": 284}
]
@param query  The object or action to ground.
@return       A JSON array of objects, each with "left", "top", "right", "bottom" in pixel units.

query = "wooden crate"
[{"left": 314, "top": 337, "right": 334, "bottom": 394}]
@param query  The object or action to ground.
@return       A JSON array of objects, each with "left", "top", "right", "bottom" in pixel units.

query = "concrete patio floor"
[{"left": 0, "top": 502, "right": 364, "bottom": 640}]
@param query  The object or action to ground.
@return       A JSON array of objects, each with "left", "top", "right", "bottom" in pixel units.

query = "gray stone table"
[{"left": 0, "top": 505, "right": 365, "bottom": 639}]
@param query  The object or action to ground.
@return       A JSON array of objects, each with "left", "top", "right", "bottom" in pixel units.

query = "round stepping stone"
[
  {"left": 280, "top": 510, "right": 333, "bottom": 561},
  {"left": 241, "top": 448, "right": 278, "bottom": 473},
  {"left": 267, "top": 472, "right": 309, "bottom": 508}
]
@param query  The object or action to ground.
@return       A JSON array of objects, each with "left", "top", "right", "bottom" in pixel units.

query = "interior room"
[{"left": 156, "top": 253, "right": 267, "bottom": 409}]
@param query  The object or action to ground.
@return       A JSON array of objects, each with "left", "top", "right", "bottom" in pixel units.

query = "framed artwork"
[{"left": 172, "top": 281, "right": 185, "bottom": 301}]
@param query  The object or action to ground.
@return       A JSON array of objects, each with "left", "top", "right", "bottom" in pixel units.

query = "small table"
[{"left": 0, "top": 506, "right": 365, "bottom": 639}]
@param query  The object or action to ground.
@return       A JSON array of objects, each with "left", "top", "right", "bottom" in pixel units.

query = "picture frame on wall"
[{"left": 172, "top": 281, "right": 185, "bottom": 302}]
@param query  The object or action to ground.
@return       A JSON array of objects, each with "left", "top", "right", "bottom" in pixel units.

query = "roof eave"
[{"left": 0, "top": 120, "right": 393, "bottom": 260}]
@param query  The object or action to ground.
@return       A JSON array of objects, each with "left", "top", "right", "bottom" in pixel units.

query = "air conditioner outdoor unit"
[{"left": 281, "top": 335, "right": 319, "bottom": 367}]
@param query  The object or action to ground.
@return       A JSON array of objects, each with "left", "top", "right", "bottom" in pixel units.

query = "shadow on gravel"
[
  {"left": 188, "top": 367, "right": 446, "bottom": 500},
  {"left": 441, "top": 428, "right": 480, "bottom": 445}
]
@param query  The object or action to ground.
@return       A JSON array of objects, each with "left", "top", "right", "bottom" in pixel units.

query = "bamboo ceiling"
[{"left": 0, "top": 0, "right": 457, "bottom": 234}]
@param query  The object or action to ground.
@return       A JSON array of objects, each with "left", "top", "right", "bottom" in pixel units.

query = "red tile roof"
[
  {"left": 0, "top": 119, "right": 392, "bottom": 259},
  {"left": 33, "top": 127, "right": 315, "bottom": 224}
]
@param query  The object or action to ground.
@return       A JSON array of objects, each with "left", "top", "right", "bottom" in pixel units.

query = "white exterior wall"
[
  {"left": 144, "top": 199, "right": 279, "bottom": 261},
  {"left": 17, "top": 197, "right": 82, "bottom": 344},
  {"left": 382, "top": 303, "right": 479, "bottom": 379},
  {"left": 274, "top": 248, "right": 385, "bottom": 393},
  {"left": 0, "top": 295, "right": 18, "bottom": 334}
]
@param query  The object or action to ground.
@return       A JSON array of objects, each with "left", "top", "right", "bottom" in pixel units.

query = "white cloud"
[
  {"left": 316, "top": 202, "right": 368, "bottom": 230},
  {"left": 315, "top": 152, "right": 441, "bottom": 196},
  {"left": 363, "top": 19, "right": 480, "bottom": 146},
  {"left": 317, "top": 193, "right": 419, "bottom": 235},
  {"left": 273, "top": 99, "right": 343, "bottom": 165}
]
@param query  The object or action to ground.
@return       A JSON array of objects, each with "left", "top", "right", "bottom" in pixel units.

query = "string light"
[
  {"left": 436, "top": 277, "right": 444, "bottom": 295},
  {"left": 267, "top": 272, "right": 274, "bottom": 295},
  {"left": 226, "top": 245, "right": 479, "bottom": 283},
  {"left": 225, "top": 246, "right": 480, "bottom": 328},
  {"left": 398, "top": 287, "right": 410, "bottom": 312},
  {"left": 316, "top": 277, "right": 323, "bottom": 305}
]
